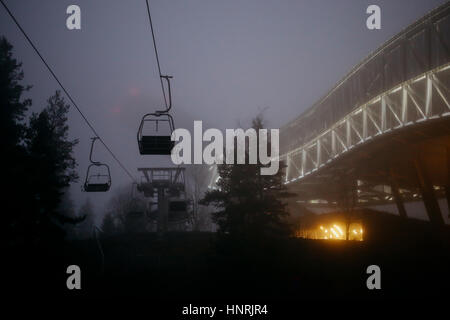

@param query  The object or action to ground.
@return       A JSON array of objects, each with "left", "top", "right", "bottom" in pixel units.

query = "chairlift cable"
[
  {"left": 145, "top": 0, "right": 169, "bottom": 109},
  {"left": 137, "top": 1, "right": 176, "bottom": 155},
  {"left": 0, "top": 0, "right": 137, "bottom": 183}
]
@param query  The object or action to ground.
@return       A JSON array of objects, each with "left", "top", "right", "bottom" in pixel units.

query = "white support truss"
[{"left": 282, "top": 63, "right": 450, "bottom": 184}]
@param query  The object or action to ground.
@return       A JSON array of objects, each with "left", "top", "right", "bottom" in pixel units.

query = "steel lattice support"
[{"left": 282, "top": 64, "right": 450, "bottom": 184}]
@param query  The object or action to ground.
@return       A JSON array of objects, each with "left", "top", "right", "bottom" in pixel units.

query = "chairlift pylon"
[
  {"left": 83, "top": 137, "right": 111, "bottom": 192},
  {"left": 137, "top": 177, "right": 154, "bottom": 198},
  {"left": 128, "top": 182, "right": 146, "bottom": 217},
  {"left": 168, "top": 190, "right": 189, "bottom": 223}
]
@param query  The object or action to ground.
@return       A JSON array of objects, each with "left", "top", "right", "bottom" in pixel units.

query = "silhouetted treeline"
[{"left": 2, "top": 36, "right": 79, "bottom": 249}]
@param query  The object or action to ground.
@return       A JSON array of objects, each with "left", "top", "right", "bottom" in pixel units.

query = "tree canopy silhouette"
[
  {"left": 0, "top": 36, "right": 31, "bottom": 150},
  {"left": 201, "top": 116, "right": 293, "bottom": 244},
  {"left": 24, "top": 90, "right": 80, "bottom": 242},
  {"left": 1, "top": 36, "right": 80, "bottom": 246}
]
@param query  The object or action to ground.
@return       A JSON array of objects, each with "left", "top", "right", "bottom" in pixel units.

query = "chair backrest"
[
  {"left": 137, "top": 113, "right": 175, "bottom": 155},
  {"left": 84, "top": 163, "right": 111, "bottom": 192}
]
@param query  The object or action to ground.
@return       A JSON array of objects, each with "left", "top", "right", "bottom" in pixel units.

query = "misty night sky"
[{"left": 0, "top": 0, "right": 446, "bottom": 221}]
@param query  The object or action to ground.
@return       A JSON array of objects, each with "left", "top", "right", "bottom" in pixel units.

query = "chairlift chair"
[
  {"left": 84, "top": 165, "right": 111, "bottom": 192},
  {"left": 137, "top": 75, "right": 175, "bottom": 155},
  {"left": 168, "top": 199, "right": 189, "bottom": 222},
  {"left": 169, "top": 200, "right": 187, "bottom": 212},
  {"left": 146, "top": 201, "right": 158, "bottom": 221},
  {"left": 83, "top": 137, "right": 111, "bottom": 192},
  {"left": 129, "top": 182, "right": 147, "bottom": 212},
  {"left": 138, "top": 182, "right": 154, "bottom": 198},
  {"left": 125, "top": 182, "right": 147, "bottom": 232},
  {"left": 137, "top": 112, "right": 175, "bottom": 155}
]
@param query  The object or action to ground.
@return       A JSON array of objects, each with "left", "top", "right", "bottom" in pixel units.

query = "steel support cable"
[
  {"left": 0, "top": 0, "right": 137, "bottom": 183},
  {"left": 145, "top": 0, "right": 170, "bottom": 110}
]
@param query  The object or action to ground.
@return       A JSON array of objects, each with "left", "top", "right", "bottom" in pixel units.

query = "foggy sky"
[{"left": 0, "top": 0, "right": 446, "bottom": 221}]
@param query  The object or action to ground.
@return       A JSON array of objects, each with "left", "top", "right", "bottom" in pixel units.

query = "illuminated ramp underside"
[
  {"left": 280, "top": 3, "right": 450, "bottom": 225},
  {"left": 282, "top": 65, "right": 450, "bottom": 183}
]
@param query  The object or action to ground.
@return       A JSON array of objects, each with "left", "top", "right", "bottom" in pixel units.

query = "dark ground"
[{"left": 5, "top": 213, "right": 450, "bottom": 316}]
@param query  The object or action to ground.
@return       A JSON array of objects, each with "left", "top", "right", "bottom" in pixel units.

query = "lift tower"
[{"left": 137, "top": 167, "right": 190, "bottom": 233}]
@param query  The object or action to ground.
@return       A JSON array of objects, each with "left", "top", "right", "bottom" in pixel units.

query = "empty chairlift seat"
[
  {"left": 137, "top": 113, "right": 175, "bottom": 155},
  {"left": 137, "top": 182, "right": 154, "bottom": 197},
  {"left": 169, "top": 200, "right": 187, "bottom": 212},
  {"left": 83, "top": 164, "right": 111, "bottom": 192},
  {"left": 168, "top": 200, "right": 189, "bottom": 222},
  {"left": 83, "top": 137, "right": 112, "bottom": 192},
  {"left": 140, "top": 135, "right": 174, "bottom": 155}
]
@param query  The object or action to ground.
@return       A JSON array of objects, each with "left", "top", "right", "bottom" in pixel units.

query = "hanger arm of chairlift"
[
  {"left": 89, "top": 137, "right": 101, "bottom": 164},
  {"left": 156, "top": 75, "right": 173, "bottom": 114}
]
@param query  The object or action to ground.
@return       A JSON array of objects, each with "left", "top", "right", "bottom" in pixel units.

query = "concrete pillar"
[
  {"left": 390, "top": 168, "right": 408, "bottom": 219},
  {"left": 414, "top": 157, "right": 444, "bottom": 226},
  {"left": 157, "top": 187, "right": 168, "bottom": 234}
]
